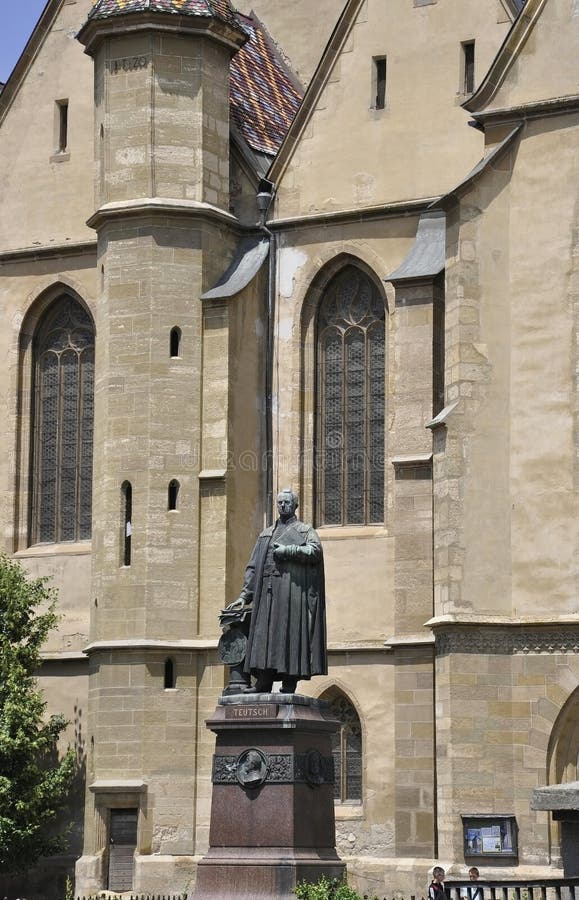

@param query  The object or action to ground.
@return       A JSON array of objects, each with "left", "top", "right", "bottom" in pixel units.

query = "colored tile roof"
[
  {"left": 89, "top": 0, "right": 239, "bottom": 28},
  {"left": 231, "top": 14, "right": 302, "bottom": 156},
  {"left": 87, "top": 3, "right": 302, "bottom": 157}
]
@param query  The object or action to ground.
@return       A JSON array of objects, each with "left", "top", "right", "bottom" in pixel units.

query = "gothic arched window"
[
  {"left": 316, "top": 266, "right": 385, "bottom": 525},
  {"left": 31, "top": 297, "right": 94, "bottom": 544},
  {"left": 325, "top": 691, "right": 362, "bottom": 804}
]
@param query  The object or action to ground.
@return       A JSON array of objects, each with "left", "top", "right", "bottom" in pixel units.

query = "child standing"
[{"left": 429, "top": 866, "right": 446, "bottom": 900}]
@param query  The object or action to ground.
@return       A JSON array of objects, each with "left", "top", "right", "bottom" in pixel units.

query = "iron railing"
[{"left": 444, "top": 879, "right": 579, "bottom": 900}]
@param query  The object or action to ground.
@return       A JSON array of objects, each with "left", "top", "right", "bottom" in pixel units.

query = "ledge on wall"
[{"left": 89, "top": 779, "right": 147, "bottom": 794}]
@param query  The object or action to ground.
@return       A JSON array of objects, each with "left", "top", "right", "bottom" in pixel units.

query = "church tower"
[{"left": 75, "top": 1, "right": 248, "bottom": 892}]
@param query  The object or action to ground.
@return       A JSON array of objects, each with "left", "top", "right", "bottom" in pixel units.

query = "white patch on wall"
[
  {"left": 354, "top": 172, "right": 376, "bottom": 204},
  {"left": 116, "top": 146, "right": 145, "bottom": 166},
  {"left": 278, "top": 247, "right": 308, "bottom": 299},
  {"left": 278, "top": 317, "right": 293, "bottom": 341},
  {"left": 255, "top": 318, "right": 264, "bottom": 338},
  {"left": 574, "top": 0, "right": 579, "bottom": 16}
]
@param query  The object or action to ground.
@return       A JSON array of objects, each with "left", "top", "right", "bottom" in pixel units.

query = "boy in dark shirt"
[{"left": 429, "top": 866, "right": 446, "bottom": 900}]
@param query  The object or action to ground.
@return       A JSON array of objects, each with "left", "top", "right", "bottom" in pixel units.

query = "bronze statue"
[{"left": 233, "top": 488, "right": 327, "bottom": 693}]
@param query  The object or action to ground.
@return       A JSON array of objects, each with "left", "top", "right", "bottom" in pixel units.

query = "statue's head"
[{"left": 277, "top": 488, "right": 298, "bottom": 520}]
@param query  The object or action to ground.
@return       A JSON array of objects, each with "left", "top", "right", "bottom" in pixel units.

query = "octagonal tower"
[{"left": 75, "top": 1, "right": 248, "bottom": 892}]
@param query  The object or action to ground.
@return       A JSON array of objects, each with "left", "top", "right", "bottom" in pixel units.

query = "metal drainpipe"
[{"left": 257, "top": 184, "right": 276, "bottom": 526}]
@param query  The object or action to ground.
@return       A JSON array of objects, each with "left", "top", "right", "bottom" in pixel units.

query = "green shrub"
[
  {"left": 294, "top": 874, "right": 378, "bottom": 900},
  {"left": 0, "top": 554, "right": 76, "bottom": 874}
]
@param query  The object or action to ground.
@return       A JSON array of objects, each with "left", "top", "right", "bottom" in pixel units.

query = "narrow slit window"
[
  {"left": 164, "top": 658, "right": 175, "bottom": 690},
  {"left": 168, "top": 479, "right": 180, "bottom": 511},
  {"left": 57, "top": 100, "right": 69, "bottom": 153},
  {"left": 170, "top": 327, "right": 181, "bottom": 358},
  {"left": 462, "top": 41, "right": 475, "bottom": 94},
  {"left": 122, "top": 481, "right": 132, "bottom": 566},
  {"left": 373, "top": 57, "right": 387, "bottom": 110}
]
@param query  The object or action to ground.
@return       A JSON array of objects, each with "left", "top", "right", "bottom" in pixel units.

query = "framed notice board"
[{"left": 462, "top": 815, "right": 518, "bottom": 858}]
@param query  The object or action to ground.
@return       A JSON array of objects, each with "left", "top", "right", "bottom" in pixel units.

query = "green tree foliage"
[
  {"left": 0, "top": 554, "right": 75, "bottom": 873},
  {"left": 294, "top": 875, "right": 380, "bottom": 900}
]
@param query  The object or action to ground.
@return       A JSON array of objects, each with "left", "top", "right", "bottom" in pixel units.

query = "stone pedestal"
[{"left": 194, "top": 694, "right": 346, "bottom": 900}]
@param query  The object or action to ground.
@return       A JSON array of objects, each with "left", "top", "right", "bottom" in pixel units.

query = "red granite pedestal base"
[{"left": 194, "top": 694, "right": 346, "bottom": 900}]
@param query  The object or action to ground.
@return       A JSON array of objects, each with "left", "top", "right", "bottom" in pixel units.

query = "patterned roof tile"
[
  {"left": 231, "top": 14, "right": 302, "bottom": 156},
  {"left": 87, "top": 3, "right": 302, "bottom": 157},
  {"left": 89, "top": 0, "right": 239, "bottom": 28}
]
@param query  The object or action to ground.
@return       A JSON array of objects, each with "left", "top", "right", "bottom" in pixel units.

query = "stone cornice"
[
  {"left": 427, "top": 617, "right": 579, "bottom": 656},
  {"left": 83, "top": 638, "right": 388, "bottom": 654},
  {"left": 86, "top": 197, "right": 244, "bottom": 231},
  {"left": 0, "top": 241, "right": 97, "bottom": 265},
  {"left": 383, "top": 634, "right": 435, "bottom": 650},
  {"left": 77, "top": 10, "right": 247, "bottom": 57},
  {"left": 89, "top": 779, "right": 147, "bottom": 794},
  {"left": 267, "top": 197, "right": 437, "bottom": 233},
  {"left": 471, "top": 95, "right": 579, "bottom": 127},
  {"left": 40, "top": 651, "right": 87, "bottom": 662},
  {"left": 84, "top": 639, "right": 220, "bottom": 654},
  {"left": 391, "top": 452, "right": 433, "bottom": 468},
  {"left": 427, "top": 614, "right": 579, "bottom": 627}
]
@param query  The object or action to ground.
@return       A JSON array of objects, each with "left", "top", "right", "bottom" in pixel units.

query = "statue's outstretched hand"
[
  {"left": 273, "top": 542, "right": 319, "bottom": 563},
  {"left": 273, "top": 543, "right": 304, "bottom": 560},
  {"left": 225, "top": 597, "right": 246, "bottom": 611}
]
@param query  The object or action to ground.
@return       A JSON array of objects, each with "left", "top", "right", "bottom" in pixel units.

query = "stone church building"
[{"left": 0, "top": 0, "right": 578, "bottom": 895}]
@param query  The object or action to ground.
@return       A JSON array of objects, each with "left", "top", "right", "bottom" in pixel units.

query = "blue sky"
[{"left": 0, "top": 0, "right": 48, "bottom": 83}]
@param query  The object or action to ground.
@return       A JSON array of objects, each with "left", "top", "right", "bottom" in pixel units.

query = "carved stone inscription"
[
  {"left": 224, "top": 704, "right": 278, "bottom": 720},
  {"left": 110, "top": 56, "right": 149, "bottom": 74}
]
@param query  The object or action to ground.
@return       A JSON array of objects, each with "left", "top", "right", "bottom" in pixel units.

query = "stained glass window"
[
  {"left": 327, "top": 692, "right": 362, "bottom": 804},
  {"left": 316, "top": 266, "right": 385, "bottom": 525},
  {"left": 31, "top": 297, "right": 94, "bottom": 544}
]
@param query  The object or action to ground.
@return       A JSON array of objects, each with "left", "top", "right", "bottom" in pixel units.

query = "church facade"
[{"left": 0, "top": 0, "right": 578, "bottom": 896}]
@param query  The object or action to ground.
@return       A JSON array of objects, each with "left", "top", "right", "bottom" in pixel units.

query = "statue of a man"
[{"left": 236, "top": 488, "right": 327, "bottom": 694}]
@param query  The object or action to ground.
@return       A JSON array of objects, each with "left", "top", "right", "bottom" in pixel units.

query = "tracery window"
[
  {"left": 327, "top": 692, "right": 362, "bottom": 804},
  {"left": 316, "top": 265, "right": 385, "bottom": 525},
  {"left": 31, "top": 297, "right": 94, "bottom": 544}
]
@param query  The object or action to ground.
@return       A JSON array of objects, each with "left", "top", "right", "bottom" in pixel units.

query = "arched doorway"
[{"left": 533, "top": 687, "right": 579, "bottom": 875}]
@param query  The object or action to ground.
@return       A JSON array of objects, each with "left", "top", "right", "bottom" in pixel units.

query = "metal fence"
[
  {"left": 356, "top": 881, "right": 579, "bottom": 900},
  {"left": 74, "top": 895, "right": 188, "bottom": 900},
  {"left": 69, "top": 881, "right": 579, "bottom": 900},
  {"left": 445, "top": 879, "right": 579, "bottom": 900}
]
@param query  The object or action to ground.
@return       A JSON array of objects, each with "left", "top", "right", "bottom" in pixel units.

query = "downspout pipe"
[{"left": 257, "top": 181, "right": 276, "bottom": 526}]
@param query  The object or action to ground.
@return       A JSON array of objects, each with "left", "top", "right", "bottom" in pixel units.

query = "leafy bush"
[
  {"left": 0, "top": 554, "right": 76, "bottom": 874},
  {"left": 294, "top": 875, "right": 378, "bottom": 900}
]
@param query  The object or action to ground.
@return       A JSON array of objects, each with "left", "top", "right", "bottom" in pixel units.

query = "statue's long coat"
[{"left": 241, "top": 519, "right": 327, "bottom": 679}]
